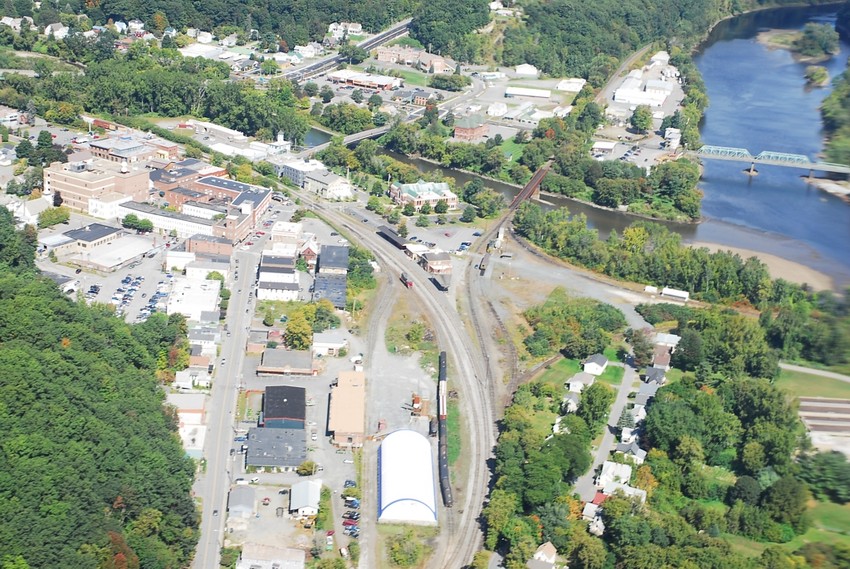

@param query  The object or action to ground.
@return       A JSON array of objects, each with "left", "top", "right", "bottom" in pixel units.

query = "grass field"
[
  {"left": 536, "top": 358, "right": 581, "bottom": 390},
  {"left": 597, "top": 365, "right": 624, "bottom": 387},
  {"left": 723, "top": 501, "right": 850, "bottom": 557},
  {"left": 776, "top": 369, "right": 850, "bottom": 400},
  {"left": 397, "top": 69, "right": 428, "bottom": 87},
  {"left": 446, "top": 399, "right": 462, "bottom": 465},
  {"left": 497, "top": 138, "right": 525, "bottom": 161}
]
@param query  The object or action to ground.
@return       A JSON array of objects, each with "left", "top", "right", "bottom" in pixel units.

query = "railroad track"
[{"left": 302, "top": 200, "right": 494, "bottom": 569}]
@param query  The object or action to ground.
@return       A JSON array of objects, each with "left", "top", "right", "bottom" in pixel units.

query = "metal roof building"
[
  {"left": 262, "top": 385, "right": 306, "bottom": 429},
  {"left": 378, "top": 430, "right": 438, "bottom": 525}
]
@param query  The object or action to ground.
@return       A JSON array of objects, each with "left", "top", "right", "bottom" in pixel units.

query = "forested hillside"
[{"left": 0, "top": 209, "right": 197, "bottom": 569}]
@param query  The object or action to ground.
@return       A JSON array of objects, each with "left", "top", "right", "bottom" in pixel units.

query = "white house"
[
  {"left": 113, "top": 21, "right": 128, "bottom": 34},
  {"left": 289, "top": 479, "right": 322, "bottom": 517},
  {"left": 294, "top": 44, "right": 317, "bottom": 58},
  {"left": 583, "top": 354, "right": 608, "bottom": 376},
  {"left": 197, "top": 31, "right": 214, "bottom": 44},
  {"left": 44, "top": 23, "right": 68, "bottom": 40},
  {"left": 220, "top": 33, "right": 237, "bottom": 47},
  {"left": 567, "top": 372, "right": 595, "bottom": 394},
  {"left": 304, "top": 170, "right": 353, "bottom": 200},
  {"left": 313, "top": 329, "right": 348, "bottom": 357},
  {"left": 596, "top": 461, "right": 632, "bottom": 488},
  {"left": 615, "top": 441, "right": 647, "bottom": 465},
  {"left": 603, "top": 481, "right": 647, "bottom": 503},
  {"left": 127, "top": 19, "right": 145, "bottom": 33},
  {"left": 257, "top": 282, "right": 299, "bottom": 302},
  {"left": 561, "top": 392, "right": 580, "bottom": 414}
]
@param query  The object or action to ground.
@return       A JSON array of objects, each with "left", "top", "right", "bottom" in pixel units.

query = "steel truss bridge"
[{"left": 689, "top": 145, "right": 850, "bottom": 174}]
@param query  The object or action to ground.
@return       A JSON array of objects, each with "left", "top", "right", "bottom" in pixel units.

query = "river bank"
[
  {"left": 689, "top": 241, "right": 835, "bottom": 290},
  {"left": 806, "top": 177, "right": 850, "bottom": 203}
]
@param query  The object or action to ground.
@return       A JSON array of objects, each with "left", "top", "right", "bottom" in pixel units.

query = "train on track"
[{"left": 437, "top": 351, "right": 454, "bottom": 508}]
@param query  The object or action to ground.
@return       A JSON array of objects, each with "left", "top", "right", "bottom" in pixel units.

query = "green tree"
[
  {"left": 36, "top": 206, "right": 70, "bottom": 229},
  {"left": 260, "top": 59, "right": 279, "bottom": 75},
  {"left": 284, "top": 311, "right": 312, "bottom": 350},
  {"left": 320, "top": 85, "right": 334, "bottom": 104},
  {"left": 630, "top": 105, "right": 652, "bottom": 133},
  {"left": 577, "top": 382, "right": 614, "bottom": 435},
  {"left": 420, "top": 203, "right": 432, "bottom": 215},
  {"left": 296, "top": 460, "right": 317, "bottom": 476},
  {"left": 351, "top": 89, "right": 364, "bottom": 104},
  {"left": 387, "top": 529, "right": 423, "bottom": 566},
  {"left": 303, "top": 82, "right": 318, "bottom": 97},
  {"left": 415, "top": 213, "right": 430, "bottom": 227},
  {"left": 483, "top": 489, "right": 520, "bottom": 549},
  {"left": 727, "top": 475, "right": 762, "bottom": 506},
  {"left": 434, "top": 199, "right": 448, "bottom": 213},
  {"left": 15, "top": 138, "right": 33, "bottom": 160},
  {"left": 397, "top": 219, "right": 408, "bottom": 238},
  {"left": 368, "top": 94, "right": 383, "bottom": 110},
  {"left": 36, "top": 130, "right": 53, "bottom": 150},
  {"left": 625, "top": 328, "right": 654, "bottom": 368},
  {"left": 460, "top": 205, "right": 476, "bottom": 222},
  {"left": 402, "top": 203, "right": 416, "bottom": 216}
]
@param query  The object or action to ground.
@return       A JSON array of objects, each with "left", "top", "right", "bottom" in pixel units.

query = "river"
[{"left": 380, "top": 4, "right": 850, "bottom": 287}]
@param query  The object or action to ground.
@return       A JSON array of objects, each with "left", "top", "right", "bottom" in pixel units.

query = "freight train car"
[{"left": 437, "top": 351, "right": 453, "bottom": 508}]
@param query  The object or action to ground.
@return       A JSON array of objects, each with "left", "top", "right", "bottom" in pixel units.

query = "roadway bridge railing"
[{"left": 689, "top": 145, "right": 850, "bottom": 174}]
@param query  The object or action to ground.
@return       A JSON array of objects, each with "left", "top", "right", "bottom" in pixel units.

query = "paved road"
[
  {"left": 283, "top": 19, "right": 412, "bottom": 81},
  {"left": 779, "top": 363, "right": 850, "bottom": 384},
  {"left": 595, "top": 44, "right": 652, "bottom": 106},
  {"left": 192, "top": 247, "right": 261, "bottom": 569},
  {"left": 574, "top": 364, "right": 639, "bottom": 501}
]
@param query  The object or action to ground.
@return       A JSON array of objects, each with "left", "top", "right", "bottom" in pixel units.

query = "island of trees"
[{"left": 0, "top": 209, "right": 198, "bottom": 569}]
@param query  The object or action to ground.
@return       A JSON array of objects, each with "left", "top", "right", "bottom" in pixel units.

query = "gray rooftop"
[
  {"left": 260, "top": 349, "right": 314, "bottom": 371},
  {"left": 319, "top": 245, "right": 349, "bottom": 270},
  {"left": 312, "top": 274, "right": 347, "bottom": 309},
  {"left": 615, "top": 441, "right": 647, "bottom": 460},
  {"left": 120, "top": 202, "right": 214, "bottom": 226},
  {"left": 644, "top": 367, "right": 666, "bottom": 384},
  {"left": 585, "top": 354, "right": 608, "bottom": 367},
  {"left": 188, "top": 233, "right": 232, "bottom": 245},
  {"left": 64, "top": 223, "right": 122, "bottom": 243},
  {"left": 245, "top": 427, "right": 306, "bottom": 468},
  {"left": 259, "top": 281, "right": 300, "bottom": 291}
]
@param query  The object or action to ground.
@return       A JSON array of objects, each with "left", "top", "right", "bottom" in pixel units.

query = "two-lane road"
[{"left": 192, "top": 248, "right": 261, "bottom": 569}]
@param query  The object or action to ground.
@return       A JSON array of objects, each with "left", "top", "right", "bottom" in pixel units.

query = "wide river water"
[{"left": 381, "top": 4, "right": 850, "bottom": 286}]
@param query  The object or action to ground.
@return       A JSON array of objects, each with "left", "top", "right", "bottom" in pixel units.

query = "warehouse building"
[{"left": 378, "top": 430, "right": 438, "bottom": 525}]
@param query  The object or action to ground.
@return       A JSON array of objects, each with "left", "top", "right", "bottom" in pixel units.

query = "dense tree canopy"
[{"left": 0, "top": 208, "right": 197, "bottom": 569}]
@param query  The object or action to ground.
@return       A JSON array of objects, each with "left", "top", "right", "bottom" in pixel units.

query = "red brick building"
[{"left": 453, "top": 114, "right": 488, "bottom": 141}]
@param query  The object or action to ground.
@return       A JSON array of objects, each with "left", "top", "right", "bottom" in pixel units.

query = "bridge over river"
[{"left": 688, "top": 145, "right": 850, "bottom": 175}]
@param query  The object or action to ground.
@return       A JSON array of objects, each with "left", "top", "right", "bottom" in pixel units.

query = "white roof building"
[
  {"left": 487, "top": 102, "right": 508, "bottom": 117},
  {"left": 556, "top": 78, "right": 587, "bottom": 92},
  {"left": 378, "top": 430, "right": 438, "bottom": 525},
  {"left": 289, "top": 479, "right": 322, "bottom": 517},
  {"left": 515, "top": 63, "right": 539, "bottom": 77},
  {"left": 167, "top": 277, "right": 221, "bottom": 322},
  {"left": 237, "top": 543, "right": 305, "bottom": 569},
  {"left": 505, "top": 86, "right": 551, "bottom": 99},
  {"left": 596, "top": 461, "right": 632, "bottom": 488}
]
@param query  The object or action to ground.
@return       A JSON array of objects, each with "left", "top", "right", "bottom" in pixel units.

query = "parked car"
[{"left": 342, "top": 519, "right": 358, "bottom": 527}]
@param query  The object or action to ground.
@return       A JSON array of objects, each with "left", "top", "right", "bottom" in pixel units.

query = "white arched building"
[{"left": 378, "top": 430, "right": 438, "bottom": 525}]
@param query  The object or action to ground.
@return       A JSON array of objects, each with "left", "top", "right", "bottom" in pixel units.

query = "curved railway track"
[{"left": 306, "top": 201, "right": 495, "bottom": 569}]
